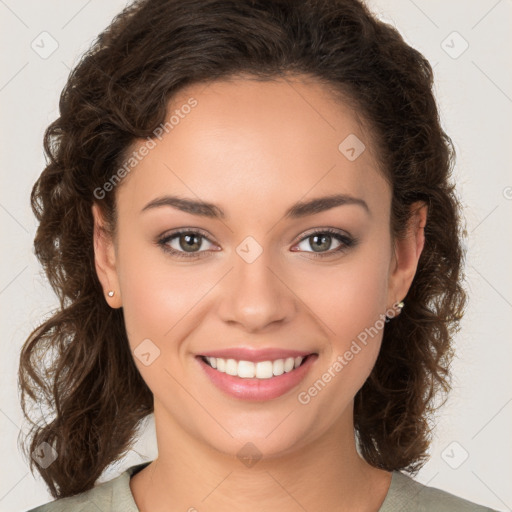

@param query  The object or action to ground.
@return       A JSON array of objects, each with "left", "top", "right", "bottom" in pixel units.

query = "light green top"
[{"left": 27, "top": 461, "right": 498, "bottom": 512}]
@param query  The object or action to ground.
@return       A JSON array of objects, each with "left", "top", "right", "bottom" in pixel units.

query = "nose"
[{"left": 217, "top": 248, "right": 297, "bottom": 333}]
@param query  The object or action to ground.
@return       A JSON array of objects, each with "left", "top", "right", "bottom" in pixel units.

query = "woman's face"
[{"left": 94, "top": 76, "right": 424, "bottom": 460}]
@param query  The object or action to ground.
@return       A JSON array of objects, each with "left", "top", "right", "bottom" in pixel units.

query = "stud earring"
[
  {"left": 385, "top": 300, "right": 405, "bottom": 321},
  {"left": 108, "top": 290, "right": 115, "bottom": 297}
]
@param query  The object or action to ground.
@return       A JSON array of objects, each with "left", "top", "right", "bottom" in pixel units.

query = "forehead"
[{"left": 117, "top": 76, "right": 390, "bottom": 220}]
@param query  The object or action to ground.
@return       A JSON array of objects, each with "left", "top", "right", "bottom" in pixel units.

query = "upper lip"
[{"left": 197, "top": 347, "right": 316, "bottom": 363}]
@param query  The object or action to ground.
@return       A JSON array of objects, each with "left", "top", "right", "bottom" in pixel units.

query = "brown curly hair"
[{"left": 18, "top": 0, "right": 467, "bottom": 499}]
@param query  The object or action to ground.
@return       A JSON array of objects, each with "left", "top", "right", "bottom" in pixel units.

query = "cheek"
[
  {"left": 115, "top": 236, "right": 203, "bottom": 352},
  {"left": 298, "top": 242, "right": 391, "bottom": 398},
  {"left": 116, "top": 247, "right": 210, "bottom": 398},
  {"left": 303, "top": 248, "right": 390, "bottom": 343}
]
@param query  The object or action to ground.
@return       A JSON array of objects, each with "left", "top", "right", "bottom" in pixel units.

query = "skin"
[{"left": 93, "top": 75, "right": 427, "bottom": 512}]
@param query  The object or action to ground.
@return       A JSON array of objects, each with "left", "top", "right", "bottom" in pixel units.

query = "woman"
[{"left": 20, "top": 0, "right": 497, "bottom": 510}]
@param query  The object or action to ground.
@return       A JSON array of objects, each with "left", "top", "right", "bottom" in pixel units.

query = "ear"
[
  {"left": 92, "top": 203, "right": 122, "bottom": 308},
  {"left": 387, "top": 201, "right": 428, "bottom": 310}
]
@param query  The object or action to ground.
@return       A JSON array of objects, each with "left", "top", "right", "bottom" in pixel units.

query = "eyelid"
[
  {"left": 292, "top": 226, "right": 352, "bottom": 244},
  {"left": 158, "top": 227, "right": 215, "bottom": 243}
]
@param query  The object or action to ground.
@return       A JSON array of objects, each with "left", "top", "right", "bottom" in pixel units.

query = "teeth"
[
  {"left": 256, "top": 360, "right": 273, "bottom": 379},
  {"left": 204, "top": 356, "right": 306, "bottom": 379},
  {"left": 238, "top": 360, "right": 256, "bottom": 378},
  {"left": 225, "top": 358, "right": 238, "bottom": 376},
  {"left": 216, "top": 357, "right": 225, "bottom": 372}
]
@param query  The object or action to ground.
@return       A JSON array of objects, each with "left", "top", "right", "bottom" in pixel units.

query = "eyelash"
[{"left": 156, "top": 227, "right": 357, "bottom": 260}]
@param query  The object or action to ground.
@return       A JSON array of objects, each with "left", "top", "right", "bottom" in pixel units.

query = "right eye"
[{"left": 157, "top": 229, "right": 218, "bottom": 259}]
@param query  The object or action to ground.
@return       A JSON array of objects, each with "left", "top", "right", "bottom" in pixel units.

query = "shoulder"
[
  {"left": 380, "top": 470, "right": 499, "bottom": 512},
  {"left": 25, "top": 461, "right": 151, "bottom": 512}
]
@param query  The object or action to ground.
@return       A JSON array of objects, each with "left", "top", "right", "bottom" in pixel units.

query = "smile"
[{"left": 196, "top": 353, "right": 318, "bottom": 401}]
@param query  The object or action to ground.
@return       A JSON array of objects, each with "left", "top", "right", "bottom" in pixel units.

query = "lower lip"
[{"left": 196, "top": 354, "right": 318, "bottom": 401}]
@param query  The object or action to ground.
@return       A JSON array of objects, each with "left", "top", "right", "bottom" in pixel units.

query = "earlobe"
[{"left": 92, "top": 203, "right": 122, "bottom": 308}]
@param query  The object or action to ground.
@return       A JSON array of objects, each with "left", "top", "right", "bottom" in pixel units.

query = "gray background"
[{"left": 1, "top": 0, "right": 511, "bottom": 510}]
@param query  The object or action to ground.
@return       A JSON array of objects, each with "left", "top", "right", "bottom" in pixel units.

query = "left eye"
[
  {"left": 295, "top": 231, "right": 345, "bottom": 253},
  {"left": 159, "top": 231, "right": 216, "bottom": 256}
]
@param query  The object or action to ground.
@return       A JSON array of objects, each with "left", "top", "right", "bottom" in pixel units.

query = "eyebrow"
[{"left": 140, "top": 193, "right": 370, "bottom": 219}]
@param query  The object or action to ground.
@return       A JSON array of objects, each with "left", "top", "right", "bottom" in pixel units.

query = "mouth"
[{"left": 195, "top": 352, "right": 319, "bottom": 401}]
